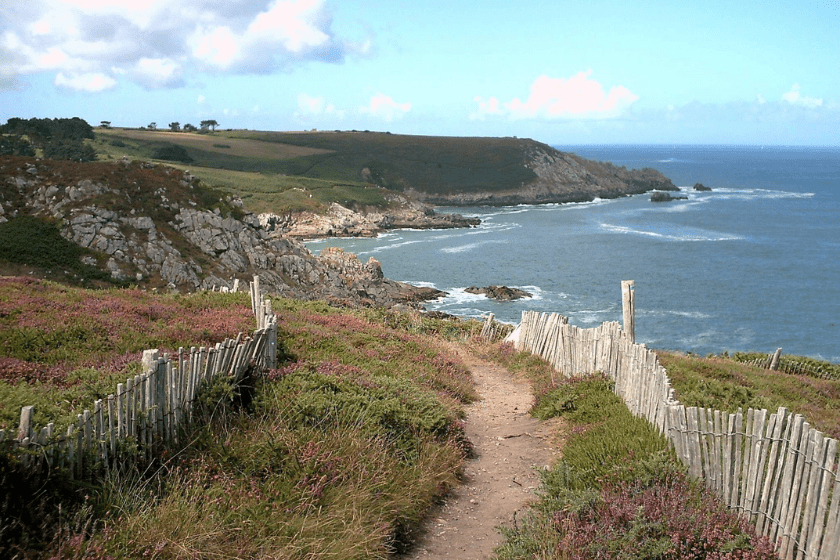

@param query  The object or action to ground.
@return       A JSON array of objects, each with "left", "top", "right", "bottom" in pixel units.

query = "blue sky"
[{"left": 1, "top": 0, "right": 838, "bottom": 145}]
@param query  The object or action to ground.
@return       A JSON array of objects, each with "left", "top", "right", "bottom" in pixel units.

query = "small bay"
[{"left": 308, "top": 145, "right": 840, "bottom": 362}]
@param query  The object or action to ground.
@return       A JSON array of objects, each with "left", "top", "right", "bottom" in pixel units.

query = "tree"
[
  {"left": 200, "top": 119, "right": 218, "bottom": 132},
  {"left": 169, "top": 122, "right": 181, "bottom": 132},
  {"left": 183, "top": 123, "right": 197, "bottom": 132},
  {"left": 0, "top": 135, "right": 35, "bottom": 156},
  {"left": 148, "top": 122, "right": 157, "bottom": 131},
  {"left": 43, "top": 139, "right": 97, "bottom": 162},
  {"left": 100, "top": 121, "right": 111, "bottom": 129}
]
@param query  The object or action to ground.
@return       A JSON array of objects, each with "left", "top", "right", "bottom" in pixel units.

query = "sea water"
[{"left": 307, "top": 145, "right": 840, "bottom": 362}]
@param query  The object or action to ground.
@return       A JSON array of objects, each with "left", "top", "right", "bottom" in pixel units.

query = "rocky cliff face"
[
  {"left": 413, "top": 143, "right": 677, "bottom": 206},
  {"left": 0, "top": 156, "right": 442, "bottom": 307},
  {"left": 259, "top": 193, "right": 479, "bottom": 239}
]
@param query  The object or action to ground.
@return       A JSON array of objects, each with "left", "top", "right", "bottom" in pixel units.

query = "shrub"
[{"left": 151, "top": 143, "right": 192, "bottom": 163}]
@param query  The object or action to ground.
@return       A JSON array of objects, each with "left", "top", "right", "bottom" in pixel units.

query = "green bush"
[{"left": 152, "top": 143, "right": 193, "bottom": 163}]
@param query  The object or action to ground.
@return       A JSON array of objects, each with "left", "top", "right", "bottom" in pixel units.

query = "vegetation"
[
  {"left": 92, "top": 127, "right": 539, "bottom": 211},
  {"left": 480, "top": 345, "right": 776, "bottom": 559},
  {"left": 151, "top": 143, "right": 193, "bottom": 163},
  {"left": 659, "top": 352, "right": 840, "bottom": 439},
  {"left": 0, "top": 217, "right": 120, "bottom": 287},
  {"left": 0, "top": 280, "right": 477, "bottom": 558},
  {"left": 1, "top": 117, "right": 96, "bottom": 162}
]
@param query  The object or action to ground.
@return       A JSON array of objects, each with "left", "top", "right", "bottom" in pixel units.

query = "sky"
[{"left": 1, "top": 0, "right": 839, "bottom": 146}]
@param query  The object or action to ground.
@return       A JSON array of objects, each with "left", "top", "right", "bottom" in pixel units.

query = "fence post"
[
  {"left": 621, "top": 280, "right": 635, "bottom": 344},
  {"left": 769, "top": 348, "right": 782, "bottom": 371},
  {"left": 17, "top": 405, "right": 35, "bottom": 442}
]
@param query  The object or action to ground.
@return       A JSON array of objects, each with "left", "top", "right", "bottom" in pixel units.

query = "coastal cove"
[{"left": 308, "top": 145, "right": 840, "bottom": 363}]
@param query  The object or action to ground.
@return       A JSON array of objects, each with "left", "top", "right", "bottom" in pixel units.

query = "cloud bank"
[
  {"left": 0, "top": 0, "right": 365, "bottom": 92},
  {"left": 473, "top": 71, "right": 639, "bottom": 120}
]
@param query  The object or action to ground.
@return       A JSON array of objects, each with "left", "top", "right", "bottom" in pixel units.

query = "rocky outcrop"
[
  {"left": 650, "top": 191, "right": 688, "bottom": 202},
  {"left": 693, "top": 183, "right": 712, "bottom": 191},
  {"left": 0, "top": 156, "right": 444, "bottom": 308},
  {"left": 260, "top": 194, "right": 479, "bottom": 239},
  {"left": 465, "top": 285, "right": 532, "bottom": 301},
  {"left": 411, "top": 144, "right": 678, "bottom": 206}
]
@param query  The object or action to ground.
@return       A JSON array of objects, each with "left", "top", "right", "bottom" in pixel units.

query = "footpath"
[{"left": 401, "top": 347, "right": 561, "bottom": 559}]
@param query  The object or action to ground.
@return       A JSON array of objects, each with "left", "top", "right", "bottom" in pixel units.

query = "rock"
[
  {"left": 693, "top": 183, "right": 712, "bottom": 191},
  {"left": 465, "top": 285, "right": 532, "bottom": 301},
  {"left": 650, "top": 191, "right": 688, "bottom": 202}
]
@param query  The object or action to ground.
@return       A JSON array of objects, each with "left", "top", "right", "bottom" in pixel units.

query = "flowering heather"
[
  {"left": 0, "top": 276, "right": 255, "bottom": 431},
  {"left": 274, "top": 308, "right": 477, "bottom": 404},
  {"left": 551, "top": 474, "right": 776, "bottom": 559}
]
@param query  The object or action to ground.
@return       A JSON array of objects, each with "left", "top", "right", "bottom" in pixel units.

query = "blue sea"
[{"left": 307, "top": 145, "right": 840, "bottom": 363}]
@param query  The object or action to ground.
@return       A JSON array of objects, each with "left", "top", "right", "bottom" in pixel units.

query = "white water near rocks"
[{"left": 309, "top": 146, "right": 840, "bottom": 362}]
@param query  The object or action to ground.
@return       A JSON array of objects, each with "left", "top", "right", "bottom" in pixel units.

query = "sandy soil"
[{"left": 400, "top": 347, "right": 562, "bottom": 559}]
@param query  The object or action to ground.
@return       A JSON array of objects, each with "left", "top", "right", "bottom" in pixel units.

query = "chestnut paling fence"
[
  {"left": 511, "top": 309, "right": 840, "bottom": 560},
  {"left": 0, "top": 278, "right": 277, "bottom": 480}
]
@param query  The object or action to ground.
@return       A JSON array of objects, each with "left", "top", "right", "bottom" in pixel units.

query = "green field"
[{"left": 93, "top": 128, "right": 539, "bottom": 214}]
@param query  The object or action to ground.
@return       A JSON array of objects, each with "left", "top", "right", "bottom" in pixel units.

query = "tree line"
[{"left": 0, "top": 117, "right": 96, "bottom": 161}]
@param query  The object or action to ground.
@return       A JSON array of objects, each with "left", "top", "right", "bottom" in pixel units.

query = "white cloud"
[
  {"left": 54, "top": 71, "right": 116, "bottom": 92},
  {"left": 132, "top": 57, "right": 183, "bottom": 89},
  {"left": 473, "top": 71, "right": 638, "bottom": 120},
  {"left": 295, "top": 93, "right": 344, "bottom": 119},
  {"left": 360, "top": 93, "right": 411, "bottom": 121},
  {"left": 782, "top": 84, "right": 823, "bottom": 108},
  {"left": 0, "top": 0, "right": 364, "bottom": 92}
]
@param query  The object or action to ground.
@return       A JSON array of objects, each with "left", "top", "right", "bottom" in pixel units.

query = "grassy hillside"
[
  {"left": 0, "top": 279, "right": 478, "bottom": 558},
  {"left": 93, "top": 128, "right": 538, "bottom": 211}
]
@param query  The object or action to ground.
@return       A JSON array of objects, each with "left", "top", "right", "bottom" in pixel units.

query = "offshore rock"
[
  {"left": 650, "top": 191, "right": 688, "bottom": 202},
  {"left": 465, "top": 285, "right": 532, "bottom": 301}
]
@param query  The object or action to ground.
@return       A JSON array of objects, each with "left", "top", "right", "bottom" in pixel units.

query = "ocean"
[{"left": 307, "top": 145, "right": 840, "bottom": 363}]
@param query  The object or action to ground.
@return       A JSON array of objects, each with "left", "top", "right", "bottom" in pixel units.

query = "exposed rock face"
[
  {"left": 465, "top": 285, "right": 532, "bottom": 301},
  {"left": 693, "top": 183, "right": 712, "bottom": 191},
  {"left": 260, "top": 194, "right": 479, "bottom": 239},
  {"left": 412, "top": 144, "right": 678, "bottom": 206},
  {"left": 0, "top": 156, "right": 443, "bottom": 308}
]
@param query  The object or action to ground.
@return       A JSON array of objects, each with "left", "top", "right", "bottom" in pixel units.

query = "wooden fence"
[
  {"left": 511, "top": 309, "right": 840, "bottom": 560},
  {"left": 0, "top": 278, "right": 277, "bottom": 480}
]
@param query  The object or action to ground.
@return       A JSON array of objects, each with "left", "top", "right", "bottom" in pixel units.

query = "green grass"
[
  {"left": 475, "top": 345, "right": 776, "bottom": 559},
  {"left": 92, "top": 128, "right": 540, "bottom": 211},
  {"left": 660, "top": 352, "right": 840, "bottom": 439},
  {"left": 0, "top": 216, "right": 121, "bottom": 287},
  {"left": 0, "top": 284, "right": 477, "bottom": 559}
]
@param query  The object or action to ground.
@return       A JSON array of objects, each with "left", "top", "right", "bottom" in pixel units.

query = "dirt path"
[{"left": 401, "top": 348, "right": 560, "bottom": 559}]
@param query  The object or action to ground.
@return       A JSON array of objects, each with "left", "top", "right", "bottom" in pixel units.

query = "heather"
[
  {"left": 483, "top": 346, "right": 776, "bottom": 559},
  {"left": 1, "top": 281, "right": 476, "bottom": 558},
  {"left": 0, "top": 276, "right": 255, "bottom": 432}
]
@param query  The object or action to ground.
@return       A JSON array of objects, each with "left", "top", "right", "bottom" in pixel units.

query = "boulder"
[{"left": 693, "top": 183, "right": 712, "bottom": 191}]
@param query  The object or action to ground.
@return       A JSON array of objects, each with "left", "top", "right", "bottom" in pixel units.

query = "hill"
[{"left": 95, "top": 128, "right": 677, "bottom": 208}]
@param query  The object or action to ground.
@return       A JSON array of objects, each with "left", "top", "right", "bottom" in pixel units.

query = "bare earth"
[{"left": 401, "top": 348, "right": 561, "bottom": 560}]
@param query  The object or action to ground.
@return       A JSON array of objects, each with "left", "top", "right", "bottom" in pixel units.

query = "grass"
[
  {"left": 0, "top": 278, "right": 256, "bottom": 433},
  {"left": 92, "top": 128, "right": 539, "bottom": 210},
  {"left": 659, "top": 352, "right": 840, "bottom": 439},
  {"left": 0, "top": 280, "right": 479, "bottom": 559},
  {"left": 477, "top": 343, "right": 777, "bottom": 559}
]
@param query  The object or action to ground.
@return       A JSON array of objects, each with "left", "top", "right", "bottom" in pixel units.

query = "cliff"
[
  {"left": 0, "top": 155, "right": 443, "bottom": 307},
  {"left": 410, "top": 144, "right": 678, "bottom": 206}
]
